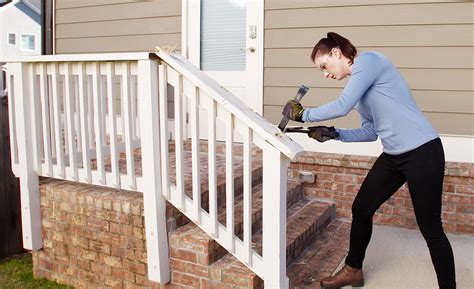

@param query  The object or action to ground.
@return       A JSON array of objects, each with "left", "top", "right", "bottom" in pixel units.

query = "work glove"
[
  {"left": 307, "top": 126, "right": 339, "bottom": 142},
  {"left": 282, "top": 100, "right": 305, "bottom": 123}
]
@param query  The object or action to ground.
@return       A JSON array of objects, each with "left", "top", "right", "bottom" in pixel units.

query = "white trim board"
[{"left": 288, "top": 133, "right": 474, "bottom": 163}]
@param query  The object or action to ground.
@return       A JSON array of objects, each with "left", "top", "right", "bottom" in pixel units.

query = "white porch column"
[
  {"left": 9, "top": 62, "right": 42, "bottom": 250},
  {"left": 137, "top": 59, "right": 170, "bottom": 283},
  {"left": 262, "top": 143, "right": 290, "bottom": 289}
]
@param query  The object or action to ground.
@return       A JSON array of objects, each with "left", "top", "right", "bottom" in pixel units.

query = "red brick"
[
  {"left": 171, "top": 248, "right": 198, "bottom": 263},
  {"left": 171, "top": 271, "right": 200, "bottom": 287},
  {"left": 186, "top": 263, "right": 210, "bottom": 278}
]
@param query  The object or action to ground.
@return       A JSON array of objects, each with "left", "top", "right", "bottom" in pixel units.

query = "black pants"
[{"left": 345, "top": 138, "right": 456, "bottom": 289}]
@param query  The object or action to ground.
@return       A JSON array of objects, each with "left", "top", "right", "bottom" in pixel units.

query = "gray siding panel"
[
  {"left": 263, "top": 0, "right": 474, "bottom": 135},
  {"left": 56, "top": 34, "right": 181, "bottom": 53},
  {"left": 55, "top": 0, "right": 181, "bottom": 54}
]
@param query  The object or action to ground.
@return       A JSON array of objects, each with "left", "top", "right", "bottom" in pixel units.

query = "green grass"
[{"left": 0, "top": 253, "right": 72, "bottom": 289}]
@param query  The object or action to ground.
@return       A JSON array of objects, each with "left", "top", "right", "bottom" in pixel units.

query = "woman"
[{"left": 283, "top": 32, "right": 456, "bottom": 289}]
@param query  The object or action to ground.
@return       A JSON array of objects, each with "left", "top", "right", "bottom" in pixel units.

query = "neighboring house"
[
  {"left": 52, "top": 0, "right": 474, "bottom": 163},
  {"left": 0, "top": 0, "right": 41, "bottom": 95}
]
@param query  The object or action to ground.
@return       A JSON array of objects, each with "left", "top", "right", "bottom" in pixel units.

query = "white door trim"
[{"left": 181, "top": 0, "right": 264, "bottom": 115}]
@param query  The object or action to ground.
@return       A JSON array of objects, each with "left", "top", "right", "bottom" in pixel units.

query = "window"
[
  {"left": 21, "top": 34, "right": 36, "bottom": 51},
  {"left": 7, "top": 33, "right": 16, "bottom": 45}
]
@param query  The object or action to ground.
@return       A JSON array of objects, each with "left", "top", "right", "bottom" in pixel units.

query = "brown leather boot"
[{"left": 320, "top": 264, "right": 364, "bottom": 288}]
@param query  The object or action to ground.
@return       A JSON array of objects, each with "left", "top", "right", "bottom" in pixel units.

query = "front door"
[{"left": 184, "top": 0, "right": 263, "bottom": 115}]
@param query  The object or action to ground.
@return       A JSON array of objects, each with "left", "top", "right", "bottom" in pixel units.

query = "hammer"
[{"left": 278, "top": 84, "right": 310, "bottom": 132}]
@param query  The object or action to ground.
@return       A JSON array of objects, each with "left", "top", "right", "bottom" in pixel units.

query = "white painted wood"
[
  {"left": 131, "top": 75, "right": 138, "bottom": 140},
  {"left": 190, "top": 85, "right": 201, "bottom": 223},
  {"left": 6, "top": 67, "right": 19, "bottom": 175},
  {"left": 77, "top": 62, "right": 92, "bottom": 182},
  {"left": 87, "top": 73, "right": 94, "bottom": 148},
  {"left": 226, "top": 111, "right": 235, "bottom": 253},
  {"left": 158, "top": 64, "right": 170, "bottom": 199},
  {"left": 28, "top": 64, "right": 42, "bottom": 175},
  {"left": 64, "top": 63, "right": 78, "bottom": 180},
  {"left": 9, "top": 62, "right": 42, "bottom": 250},
  {"left": 51, "top": 63, "right": 65, "bottom": 178},
  {"left": 4, "top": 52, "right": 156, "bottom": 63},
  {"left": 138, "top": 59, "right": 170, "bottom": 283},
  {"left": 74, "top": 74, "right": 82, "bottom": 153},
  {"left": 92, "top": 62, "right": 106, "bottom": 184},
  {"left": 106, "top": 62, "right": 120, "bottom": 188},
  {"left": 155, "top": 50, "right": 303, "bottom": 160},
  {"left": 262, "top": 143, "right": 290, "bottom": 289},
  {"left": 121, "top": 61, "right": 136, "bottom": 190},
  {"left": 208, "top": 98, "right": 218, "bottom": 237},
  {"left": 243, "top": 126, "right": 252, "bottom": 265},
  {"left": 185, "top": 0, "right": 264, "bottom": 114},
  {"left": 174, "top": 73, "right": 185, "bottom": 210},
  {"left": 39, "top": 63, "right": 53, "bottom": 177}
]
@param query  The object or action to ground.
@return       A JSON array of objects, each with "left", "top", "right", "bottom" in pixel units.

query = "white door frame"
[{"left": 181, "top": 0, "right": 264, "bottom": 115}]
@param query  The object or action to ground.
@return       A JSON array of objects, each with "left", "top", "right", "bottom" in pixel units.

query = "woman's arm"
[
  {"left": 336, "top": 114, "right": 378, "bottom": 142},
  {"left": 302, "top": 52, "right": 383, "bottom": 122}
]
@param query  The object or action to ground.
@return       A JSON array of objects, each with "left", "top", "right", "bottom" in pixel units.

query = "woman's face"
[{"left": 313, "top": 48, "right": 350, "bottom": 80}]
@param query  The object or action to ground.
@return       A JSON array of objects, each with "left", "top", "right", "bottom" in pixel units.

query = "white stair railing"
[{"left": 155, "top": 49, "right": 304, "bottom": 289}]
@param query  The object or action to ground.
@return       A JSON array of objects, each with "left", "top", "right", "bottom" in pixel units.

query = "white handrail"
[{"left": 155, "top": 48, "right": 304, "bottom": 160}]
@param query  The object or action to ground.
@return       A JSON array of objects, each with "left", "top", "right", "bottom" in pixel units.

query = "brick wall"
[
  {"left": 290, "top": 152, "right": 474, "bottom": 236},
  {"left": 33, "top": 178, "right": 260, "bottom": 289}
]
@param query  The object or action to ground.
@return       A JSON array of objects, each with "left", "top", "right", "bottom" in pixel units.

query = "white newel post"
[
  {"left": 137, "top": 59, "right": 170, "bottom": 283},
  {"left": 262, "top": 144, "right": 290, "bottom": 289},
  {"left": 9, "top": 62, "right": 42, "bottom": 250}
]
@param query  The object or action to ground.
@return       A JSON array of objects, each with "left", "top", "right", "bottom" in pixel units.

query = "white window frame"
[
  {"left": 20, "top": 33, "right": 36, "bottom": 51},
  {"left": 7, "top": 32, "right": 16, "bottom": 46}
]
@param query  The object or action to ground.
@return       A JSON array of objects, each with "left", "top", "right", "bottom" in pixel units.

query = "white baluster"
[
  {"left": 39, "top": 63, "right": 52, "bottom": 177},
  {"left": 64, "top": 62, "right": 78, "bottom": 180},
  {"left": 174, "top": 72, "right": 185, "bottom": 210},
  {"left": 28, "top": 64, "right": 42, "bottom": 175},
  {"left": 208, "top": 98, "right": 217, "bottom": 237},
  {"left": 158, "top": 64, "right": 170, "bottom": 199},
  {"left": 77, "top": 62, "right": 91, "bottom": 182},
  {"left": 51, "top": 62, "right": 65, "bottom": 178},
  {"left": 243, "top": 126, "right": 252, "bottom": 265},
  {"left": 190, "top": 85, "right": 201, "bottom": 223},
  {"left": 107, "top": 62, "right": 120, "bottom": 188},
  {"left": 121, "top": 61, "right": 136, "bottom": 190},
  {"left": 226, "top": 111, "right": 235, "bottom": 253},
  {"left": 92, "top": 62, "right": 105, "bottom": 184}
]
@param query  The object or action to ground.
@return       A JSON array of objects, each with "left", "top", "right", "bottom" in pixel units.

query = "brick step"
[
  {"left": 288, "top": 219, "right": 351, "bottom": 288},
  {"left": 217, "top": 180, "right": 304, "bottom": 239},
  {"left": 251, "top": 199, "right": 335, "bottom": 266},
  {"left": 167, "top": 150, "right": 264, "bottom": 212}
]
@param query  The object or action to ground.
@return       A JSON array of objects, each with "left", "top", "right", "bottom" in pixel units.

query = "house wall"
[
  {"left": 54, "top": 0, "right": 181, "bottom": 53},
  {"left": 263, "top": 0, "right": 474, "bottom": 136}
]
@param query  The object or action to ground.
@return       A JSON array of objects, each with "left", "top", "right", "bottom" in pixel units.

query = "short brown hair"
[{"left": 311, "top": 32, "right": 357, "bottom": 65}]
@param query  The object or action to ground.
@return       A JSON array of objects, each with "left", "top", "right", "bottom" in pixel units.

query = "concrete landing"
[{"left": 336, "top": 225, "right": 474, "bottom": 289}]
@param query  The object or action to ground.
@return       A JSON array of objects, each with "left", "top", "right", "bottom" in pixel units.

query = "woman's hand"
[
  {"left": 282, "top": 100, "right": 305, "bottom": 122},
  {"left": 307, "top": 126, "right": 339, "bottom": 142}
]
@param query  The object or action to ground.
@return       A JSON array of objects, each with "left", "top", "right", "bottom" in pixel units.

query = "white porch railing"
[{"left": 5, "top": 50, "right": 304, "bottom": 288}]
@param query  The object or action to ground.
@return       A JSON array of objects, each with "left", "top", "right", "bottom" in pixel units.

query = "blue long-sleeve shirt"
[{"left": 302, "top": 51, "right": 438, "bottom": 155}]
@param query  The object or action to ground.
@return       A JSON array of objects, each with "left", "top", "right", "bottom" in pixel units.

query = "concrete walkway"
[{"left": 335, "top": 225, "right": 474, "bottom": 289}]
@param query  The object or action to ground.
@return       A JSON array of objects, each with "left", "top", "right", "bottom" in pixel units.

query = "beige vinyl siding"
[
  {"left": 264, "top": 0, "right": 474, "bottom": 136},
  {"left": 55, "top": 0, "right": 181, "bottom": 54}
]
